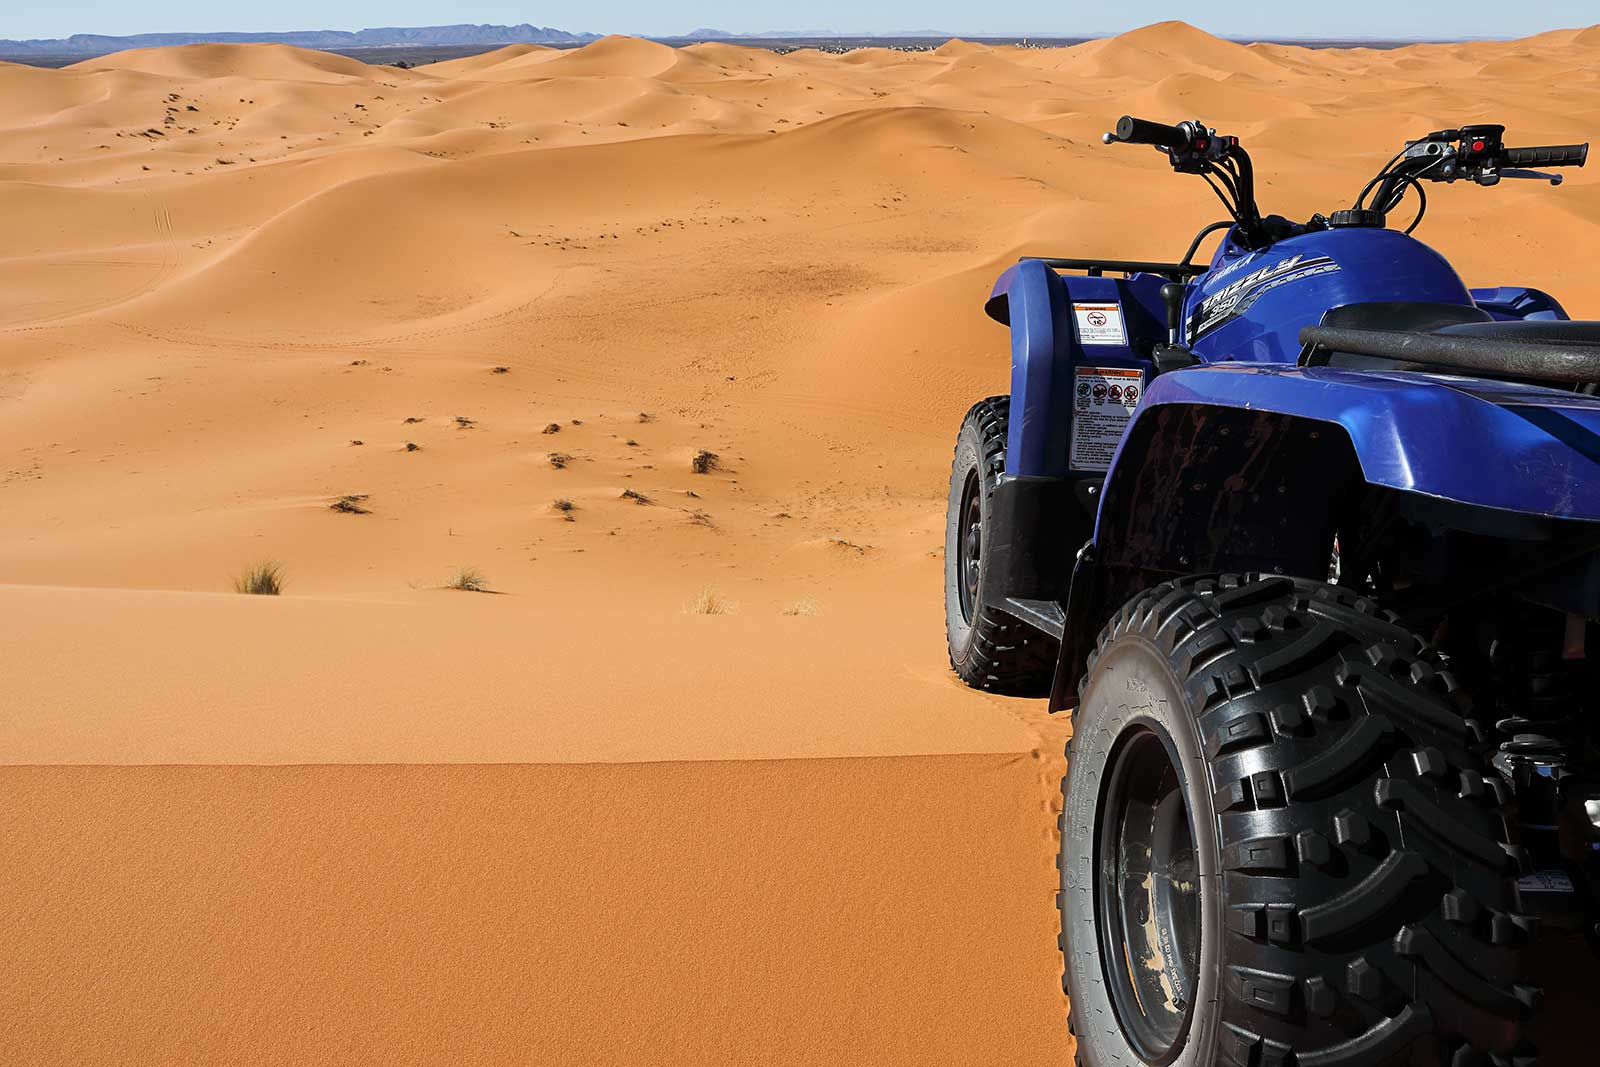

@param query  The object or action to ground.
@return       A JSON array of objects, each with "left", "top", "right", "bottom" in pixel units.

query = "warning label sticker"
[
  {"left": 1073, "top": 302, "right": 1128, "bottom": 346},
  {"left": 1517, "top": 869, "right": 1576, "bottom": 894},
  {"left": 1070, "top": 366, "right": 1144, "bottom": 472}
]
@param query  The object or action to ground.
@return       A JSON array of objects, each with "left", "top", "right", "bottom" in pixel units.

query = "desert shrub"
[
  {"left": 447, "top": 567, "right": 489, "bottom": 593},
  {"left": 686, "top": 586, "right": 732, "bottom": 615},
  {"left": 234, "top": 561, "right": 284, "bottom": 595}
]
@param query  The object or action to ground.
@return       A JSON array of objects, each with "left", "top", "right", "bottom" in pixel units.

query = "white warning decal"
[
  {"left": 1072, "top": 302, "right": 1127, "bottom": 346},
  {"left": 1517, "top": 869, "right": 1575, "bottom": 894},
  {"left": 1069, "top": 366, "right": 1143, "bottom": 473}
]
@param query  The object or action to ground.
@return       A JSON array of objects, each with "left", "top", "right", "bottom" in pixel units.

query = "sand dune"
[
  {"left": 4, "top": 21, "right": 1599, "bottom": 1064},
  {"left": 421, "top": 42, "right": 556, "bottom": 77},
  {"left": 70, "top": 41, "right": 382, "bottom": 82},
  {"left": 1049, "top": 20, "right": 1293, "bottom": 80}
]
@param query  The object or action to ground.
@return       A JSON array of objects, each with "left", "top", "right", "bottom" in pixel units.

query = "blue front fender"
[{"left": 1121, "top": 365, "right": 1600, "bottom": 521}]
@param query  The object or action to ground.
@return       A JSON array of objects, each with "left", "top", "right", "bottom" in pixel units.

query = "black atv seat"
[
  {"left": 1309, "top": 302, "right": 1491, "bottom": 370},
  {"left": 1322, "top": 301, "right": 1494, "bottom": 334}
]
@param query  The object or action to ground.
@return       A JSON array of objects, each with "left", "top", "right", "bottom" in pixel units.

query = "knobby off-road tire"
[
  {"left": 1059, "top": 574, "right": 1537, "bottom": 1067},
  {"left": 945, "top": 396, "right": 1059, "bottom": 696}
]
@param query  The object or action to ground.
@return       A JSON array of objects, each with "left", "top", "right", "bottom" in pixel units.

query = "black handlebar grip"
[
  {"left": 1503, "top": 143, "right": 1589, "bottom": 168},
  {"left": 1115, "top": 115, "right": 1189, "bottom": 149}
]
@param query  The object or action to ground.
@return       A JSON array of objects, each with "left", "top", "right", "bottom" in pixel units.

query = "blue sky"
[{"left": 6, "top": 1, "right": 1595, "bottom": 41}]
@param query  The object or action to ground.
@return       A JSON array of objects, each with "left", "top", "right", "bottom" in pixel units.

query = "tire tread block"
[
  {"left": 1282, "top": 714, "right": 1395, "bottom": 800},
  {"left": 1375, "top": 778, "right": 1516, "bottom": 874},
  {"left": 1297, "top": 1005, "right": 1432, "bottom": 1067},
  {"left": 1394, "top": 924, "right": 1540, "bottom": 1019},
  {"left": 1300, "top": 850, "right": 1428, "bottom": 943}
]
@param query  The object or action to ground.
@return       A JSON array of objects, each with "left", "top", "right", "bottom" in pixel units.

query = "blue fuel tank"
[{"left": 1185, "top": 227, "right": 1475, "bottom": 363}]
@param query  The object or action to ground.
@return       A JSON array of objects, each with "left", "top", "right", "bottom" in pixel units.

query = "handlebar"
[
  {"left": 1103, "top": 114, "right": 1265, "bottom": 244},
  {"left": 1503, "top": 143, "right": 1588, "bottom": 168},
  {"left": 1102, "top": 112, "right": 1588, "bottom": 245},
  {"left": 1111, "top": 115, "right": 1191, "bottom": 150}
]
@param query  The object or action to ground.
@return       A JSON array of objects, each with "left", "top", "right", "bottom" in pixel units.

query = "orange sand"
[{"left": 4, "top": 21, "right": 1599, "bottom": 1064}]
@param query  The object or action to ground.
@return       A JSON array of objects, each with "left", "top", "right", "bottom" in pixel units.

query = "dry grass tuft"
[
  {"left": 621, "top": 488, "right": 653, "bottom": 505},
  {"left": 404, "top": 441, "right": 421, "bottom": 452},
  {"left": 447, "top": 566, "right": 489, "bottom": 593},
  {"left": 549, "top": 452, "right": 573, "bottom": 470},
  {"left": 454, "top": 416, "right": 475, "bottom": 429},
  {"left": 687, "top": 509, "right": 714, "bottom": 527},
  {"left": 491, "top": 366, "right": 510, "bottom": 374},
  {"left": 552, "top": 498, "right": 577, "bottom": 520},
  {"left": 781, "top": 598, "right": 819, "bottom": 617},
  {"left": 685, "top": 586, "right": 733, "bottom": 615},
  {"left": 691, "top": 449, "right": 720, "bottom": 474},
  {"left": 330, "top": 494, "right": 370, "bottom": 514},
  {"left": 542, "top": 422, "right": 562, "bottom": 435},
  {"left": 233, "top": 560, "right": 284, "bottom": 595}
]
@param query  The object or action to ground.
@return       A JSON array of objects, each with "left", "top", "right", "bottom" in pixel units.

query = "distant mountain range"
[
  {"left": 0, "top": 22, "right": 1465, "bottom": 61},
  {"left": 677, "top": 29, "right": 980, "bottom": 39},
  {"left": 0, "top": 24, "right": 599, "bottom": 56},
  {"left": 676, "top": 29, "right": 853, "bottom": 40}
]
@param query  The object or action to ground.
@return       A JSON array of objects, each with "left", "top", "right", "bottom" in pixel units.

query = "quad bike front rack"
[{"left": 1300, "top": 324, "right": 1600, "bottom": 383}]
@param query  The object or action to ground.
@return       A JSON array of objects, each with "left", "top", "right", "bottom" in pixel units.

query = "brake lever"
[{"left": 1498, "top": 168, "right": 1564, "bottom": 186}]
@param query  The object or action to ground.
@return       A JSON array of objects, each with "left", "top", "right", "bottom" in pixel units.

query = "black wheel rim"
[
  {"left": 1095, "top": 725, "right": 1201, "bottom": 1065},
  {"left": 956, "top": 468, "right": 983, "bottom": 623}
]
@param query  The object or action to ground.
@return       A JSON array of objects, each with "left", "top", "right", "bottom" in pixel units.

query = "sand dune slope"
[
  {"left": 4, "top": 20, "right": 1600, "bottom": 1064},
  {"left": 1, "top": 583, "right": 1072, "bottom": 1065}
]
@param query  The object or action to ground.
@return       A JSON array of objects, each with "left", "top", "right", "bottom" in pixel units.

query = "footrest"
[{"left": 1003, "top": 597, "right": 1067, "bottom": 640}]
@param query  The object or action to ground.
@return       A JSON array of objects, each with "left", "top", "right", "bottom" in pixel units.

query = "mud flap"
[{"left": 981, "top": 475, "right": 1086, "bottom": 610}]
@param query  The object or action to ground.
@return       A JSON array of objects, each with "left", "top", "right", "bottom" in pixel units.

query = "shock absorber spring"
[
  {"left": 1487, "top": 613, "right": 1585, "bottom": 853},
  {"left": 1490, "top": 614, "right": 1582, "bottom": 759}
]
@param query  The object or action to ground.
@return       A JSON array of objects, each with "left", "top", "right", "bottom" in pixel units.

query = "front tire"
[
  {"left": 1060, "top": 574, "right": 1536, "bottom": 1066},
  {"left": 944, "top": 396, "right": 1058, "bottom": 695}
]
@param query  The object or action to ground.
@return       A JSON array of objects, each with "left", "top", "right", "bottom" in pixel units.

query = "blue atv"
[{"left": 944, "top": 116, "right": 1599, "bottom": 1066}]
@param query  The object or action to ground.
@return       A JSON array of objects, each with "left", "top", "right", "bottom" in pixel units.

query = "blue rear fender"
[
  {"left": 1471, "top": 286, "right": 1571, "bottom": 321},
  {"left": 1108, "top": 365, "right": 1600, "bottom": 523},
  {"left": 985, "top": 258, "right": 1165, "bottom": 478}
]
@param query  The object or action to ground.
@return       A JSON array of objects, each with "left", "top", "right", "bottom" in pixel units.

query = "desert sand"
[{"left": 3, "top": 21, "right": 1598, "bottom": 1064}]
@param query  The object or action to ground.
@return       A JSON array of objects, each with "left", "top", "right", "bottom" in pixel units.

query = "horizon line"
[{"left": 2, "top": 21, "right": 1572, "bottom": 47}]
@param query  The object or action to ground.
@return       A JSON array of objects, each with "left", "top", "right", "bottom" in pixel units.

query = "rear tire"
[
  {"left": 944, "top": 396, "right": 1058, "bottom": 695},
  {"left": 1059, "top": 574, "right": 1537, "bottom": 1066}
]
